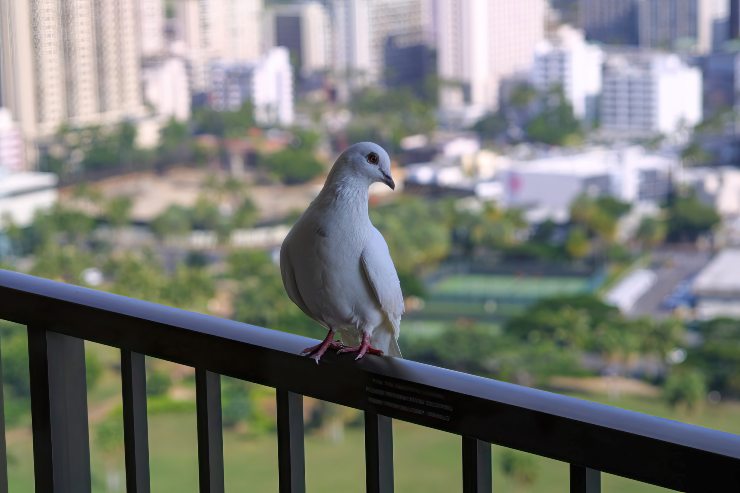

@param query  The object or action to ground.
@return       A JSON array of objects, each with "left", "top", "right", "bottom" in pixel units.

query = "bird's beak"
[{"left": 381, "top": 171, "right": 395, "bottom": 190}]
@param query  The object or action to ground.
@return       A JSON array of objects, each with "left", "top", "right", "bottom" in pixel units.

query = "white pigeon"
[{"left": 280, "top": 142, "right": 404, "bottom": 362}]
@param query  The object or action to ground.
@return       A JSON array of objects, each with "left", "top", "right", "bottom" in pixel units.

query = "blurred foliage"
[
  {"left": 146, "top": 368, "right": 173, "bottom": 397},
  {"left": 665, "top": 192, "right": 720, "bottom": 242},
  {"left": 500, "top": 449, "right": 539, "bottom": 486},
  {"left": 687, "top": 318, "right": 740, "bottom": 398},
  {"left": 663, "top": 369, "right": 707, "bottom": 413}
]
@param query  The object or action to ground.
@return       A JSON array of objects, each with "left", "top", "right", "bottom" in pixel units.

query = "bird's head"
[{"left": 332, "top": 142, "right": 395, "bottom": 190}]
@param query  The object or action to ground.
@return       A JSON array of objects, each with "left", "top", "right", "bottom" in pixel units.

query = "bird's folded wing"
[
  {"left": 360, "top": 227, "right": 404, "bottom": 340},
  {"left": 280, "top": 243, "right": 318, "bottom": 322}
]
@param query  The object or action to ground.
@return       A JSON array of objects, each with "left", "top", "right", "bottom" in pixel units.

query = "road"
[{"left": 630, "top": 248, "right": 712, "bottom": 318}]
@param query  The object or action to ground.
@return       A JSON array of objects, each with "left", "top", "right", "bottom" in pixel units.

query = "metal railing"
[{"left": 0, "top": 269, "right": 738, "bottom": 493}]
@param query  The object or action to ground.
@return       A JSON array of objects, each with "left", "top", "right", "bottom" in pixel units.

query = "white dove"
[{"left": 280, "top": 142, "right": 404, "bottom": 362}]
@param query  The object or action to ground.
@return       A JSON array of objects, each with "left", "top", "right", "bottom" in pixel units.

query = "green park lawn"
[
  {"left": 6, "top": 390, "right": 740, "bottom": 492},
  {"left": 432, "top": 275, "right": 591, "bottom": 299}
]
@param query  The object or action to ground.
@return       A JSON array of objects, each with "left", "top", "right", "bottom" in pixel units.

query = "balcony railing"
[{"left": 0, "top": 268, "right": 738, "bottom": 492}]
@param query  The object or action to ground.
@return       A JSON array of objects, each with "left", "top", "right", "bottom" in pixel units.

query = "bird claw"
[{"left": 337, "top": 342, "right": 383, "bottom": 360}]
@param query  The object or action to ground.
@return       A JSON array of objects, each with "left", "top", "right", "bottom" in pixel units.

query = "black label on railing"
[{"left": 366, "top": 378, "right": 453, "bottom": 421}]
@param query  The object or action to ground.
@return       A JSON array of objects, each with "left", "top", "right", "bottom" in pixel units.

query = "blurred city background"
[{"left": 1, "top": 0, "right": 740, "bottom": 491}]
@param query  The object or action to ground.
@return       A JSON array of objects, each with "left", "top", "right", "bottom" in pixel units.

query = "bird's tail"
[{"left": 371, "top": 327, "right": 402, "bottom": 358}]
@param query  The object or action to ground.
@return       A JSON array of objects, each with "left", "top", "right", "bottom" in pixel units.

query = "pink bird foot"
[
  {"left": 336, "top": 333, "right": 383, "bottom": 360},
  {"left": 302, "top": 331, "right": 345, "bottom": 363}
]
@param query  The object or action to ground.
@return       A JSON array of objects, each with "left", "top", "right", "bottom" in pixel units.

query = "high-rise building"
[
  {"left": 268, "top": 1, "right": 331, "bottom": 78},
  {"left": 580, "top": 0, "right": 639, "bottom": 45},
  {"left": 601, "top": 52, "right": 702, "bottom": 135},
  {"left": 637, "top": 0, "right": 723, "bottom": 54},
  {"left": 532, "top": 26, "right": 603, "bottom": 122},
  {"left": 143, "top": 58, "right": 191, "bottom": 122},
  {"left": 436, "top": 0, "right": 545, "bottom": 118},
  {"left": 139, "top": 0, "right": 166, "bottom": 57},
  {"left": 177, "top": 0, "right": 264, "bottom": 90},
  {"left": 0, "top": 0, "right": 145, "bottom": 145},
  {"left": 731, "top": 0, "right": 740, "bottom": 39},
  {"left": 332, "top": 0, "right": 432, "bottom": 87},
  {"left": 209, "top": 47, "right": 294, "bottom": 127},
  {"left": 0, "top": 108, "right": 25, "bottom": 172}
]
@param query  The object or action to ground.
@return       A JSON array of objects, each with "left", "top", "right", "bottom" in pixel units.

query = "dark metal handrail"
[{"left": 0, "top": 268, "right": 738, "bottom": 493}]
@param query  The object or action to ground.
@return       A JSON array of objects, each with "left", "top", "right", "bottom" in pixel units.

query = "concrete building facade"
[
  {"left": 437, "top": 0, "right": 545, "bottom": 119},
  {"left": 0, "top": 0, "right": 145, "bottom": 145},
  {"left": 532, "top": 26, "right": 603, "bottom": 122},
  {"left": 268, "top": 1, "right": 331, "bottom": 78},
  {"left": 601, "top": 52, "right": 702, "bottom": 135}
]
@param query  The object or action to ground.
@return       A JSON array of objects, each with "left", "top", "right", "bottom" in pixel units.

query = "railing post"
[
  {"left": 365, "top": 411, "right": 394, "bottom": 493},
  {"left": 462, "top": 437, "right": 492, "bottom": 493},
  {"left": 276, "top": 389, "right": 305, "bottom": 493},
  {"left": 570, "top": 464, "right": 601, "bottom": 493},
  {"left": 27, "top": 326, "right": 91, "bottom": 493},
  {"left": 196, "top": 369, "right": 224, "bottom": 493},
  {"left": 121, "top": 349, "right": 150, "bottom": 493},
  {"left": 0, "top": 332, "right": 9, "bottom": 493}
]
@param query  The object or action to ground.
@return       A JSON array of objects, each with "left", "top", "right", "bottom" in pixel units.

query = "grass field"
[
  {"left": 6, "top": 391, "right": 740, "bottom": 492},
  {"left": 432, "top": 275, "right": 591, "bottom": 299}
]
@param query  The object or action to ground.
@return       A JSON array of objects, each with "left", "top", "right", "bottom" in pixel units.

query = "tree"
[
  {"left": 635, "top": 216, "right": 667, "bottom": 248},
  {"left": 687, "top": 318, "right": 740, "bottom": 398},
  {"left": 104, "top": 196, "right": 133, "bottom": 230},
  {"left": 526, "top": 89, "right": 583, "bottom": 146},
  {"left": 666, "top": 192, "right": 720, "bottom": 242},
  {"left": 151, "top": 205, "right": 192, "bottom": 239},
  {"left": 663, "top": 369, "right": 706, "bottom": 413},
  {"left": 260, "top": 148, "right": 324, "bottom": 185},
  {"left": 565, "top": 226, "right": 590, "bottom": 259}
]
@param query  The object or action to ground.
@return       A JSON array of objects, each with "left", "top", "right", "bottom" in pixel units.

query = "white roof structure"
[{"left": 693, "top": 249, "right": 740, "bottom": 297}]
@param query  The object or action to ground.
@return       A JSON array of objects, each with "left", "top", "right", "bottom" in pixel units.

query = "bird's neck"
[{"left": 318, "top": 175, "right": 370, "bottom": 216}]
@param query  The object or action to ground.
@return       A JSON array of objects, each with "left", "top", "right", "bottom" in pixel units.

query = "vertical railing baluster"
[
  {"left": 0, "top": 331, "right": 9, "bottom": 493},
  {"left": 365, "top": 411, "right": 394, "bottom": 493},
  {"left": 276, "top": 389, "right": 305, "bottom": 493},
  {"left": 570, "top": 464, "right": 601, "bottom": 493},
  {"left": 462, "top": 437, "right": 492, "bottom": 493},
  {"left": 121, "top": 349, "right": 150, "bottom": 493},
  {"left": 27, "top": 327, "right": 91, "bottom": 493},
  {"left": 196, "top": 369, "right": 224, "bottom": 493}
]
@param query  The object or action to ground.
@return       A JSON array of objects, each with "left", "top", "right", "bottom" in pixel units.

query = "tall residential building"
[
  {"left": 732, "top": 0, "right": 740, "bottom": 39},
  {"left": 637, "top": 0, "right": 724, "bottom": 54},
  {"left": 0, "top": 108, "right": 25, "bottom": 172},
  {"left": 437, "top": 0, "right": 545, "bottom": 117},
  {"left": 532, "top": 26, "right": 603, "bottom": 122},
  {"left": 139, "top": 0, "right": 166, "bottom": 57},
  {"left": 0, "top": 0, "right": 145, "bottom": 144},
  {"left": 267, "top": 1, "right": 331, "bottom": 77},
  {"left": 580, "top": 0, "right": 639, "bottom": 45},
  {"left": 601, "top": 52, "right": 702, "bottom": 135},
  {"left": 176, "top": 0, "right": 264, "bottom": 90},
  {"left": 143, "top": 57, "right": 191, "bottom": 122},
  {"left": 209, "top": 47, "right": 294, "bottom": 127},
  {"left": 332, "top": 0, "right": 432, "bottom": 87}
]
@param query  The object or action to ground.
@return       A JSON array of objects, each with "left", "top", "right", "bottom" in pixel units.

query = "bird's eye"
[{"left": 367, "top": 152, "right": 379, "bottom": 165}]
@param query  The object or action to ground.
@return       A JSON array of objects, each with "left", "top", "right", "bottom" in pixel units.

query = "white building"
[
  {"left": 268, "top": 1, "right": 331, "bottom": 77},
  {"left": 531, "top": 26, "right": 603, "bottom": 122},
  {"left": 693, "top": 249, "right": 740, "bottom": 319},
  {"left": 601, "top": 52, "right": 702, "bottom": 136},
  {"left": 0, "top": 0, "right": 145, "bottom": 144},
  {"left": 0, "top": 108, "right": 25, "bottom": 172},
  {"left": 637, "top": 0, "right": 726, "bottom": 54},
  {"left": 436, "top": 0, "right": 545, "bottom": 120},
  {"left": 500, "top": 147, "right": 678, "bottom": 222},
  {"left": 209, "top": 48, "right": 294, "bottom": 127},
  {"left": 176, "top": 0, "right": 264, "bottom": 90},
  {"left": 332, "top": 0, "right": 432, "bottom": 87},
  {"left": 0, "top": 170, "right": 57, "bottom": 227},
  {"left": 139, "top": 0, "right": 166, "bottom": 57},
  {"left": 143, "top": 58, "right": 191, "bottom": 122}
]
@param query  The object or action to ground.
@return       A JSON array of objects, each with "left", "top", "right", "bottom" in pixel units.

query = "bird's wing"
[
  {"left": 280, "top": 239, "right": 320, "bottom": 323},
  {"left": 360, "top": 227, "right": 404, "bottom": 349}
]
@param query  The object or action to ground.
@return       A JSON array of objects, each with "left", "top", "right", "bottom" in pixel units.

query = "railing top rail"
[{"left": 0, "top": 269, "right": 738, "bottom": 491}]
